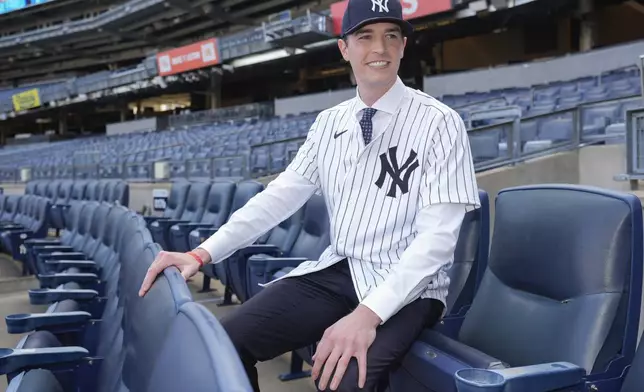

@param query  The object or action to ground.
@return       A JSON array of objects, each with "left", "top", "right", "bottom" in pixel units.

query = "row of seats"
[
  {"left": 142, "top": 179, "right": 268, "bottom": 303},
  {"left": 0, "top": 199, "right": 254, "bottom": 391},
  {"left": 24, "top": 179, "right": 129, "bottom": 208},
  {"left": 24, "top": 179, "right": 129, "bottom": 232},
  {"left": 0, "top": 194, "right": 51, "bottom": 274},
  {"left": 202, "top": 184, "right": 644, "bottom": 392}
]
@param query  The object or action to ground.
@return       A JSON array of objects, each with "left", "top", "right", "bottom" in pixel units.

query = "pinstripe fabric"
[{"left": 267, "top": 77, "right": 481, "bottom": 322}]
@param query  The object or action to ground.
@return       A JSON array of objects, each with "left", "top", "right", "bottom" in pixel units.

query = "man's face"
[{"left": 339, "top": 22, "right": 406, "bottom": 90}]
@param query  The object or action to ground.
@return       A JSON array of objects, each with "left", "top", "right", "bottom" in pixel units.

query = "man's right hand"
[{"left": 138, "top": 250, "right": 206, "bottom": 297}]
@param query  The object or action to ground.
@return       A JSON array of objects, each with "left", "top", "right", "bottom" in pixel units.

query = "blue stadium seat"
[
  {"left": 278, "top": 190, "right": 491, "bottom": 382},
  {"left": 0, "top": 196, "right": 51, "bottom": 272},
  {"left": 199, "top": 180, "right": 265, "bottom": 296},
  {"left": 144, "top": 180, "right": 191, "bottom": 226},
  {"left": 245, "top": 192, "right": 330, "bottom": 301},
  {"left": 150, "top": 181, "right": 210, "bottom": 250},
  {"left": 388, "top": 184, "right": 642, "bottom": 392},
  {"left": 187, "top": 181, "right": 237, "bottom": 253},
  {"left": 165, "top": 181, "right": 213, "bottom": 252},
  {"left": 170, "top": 181, "right": 236, "bottom": 253},
  {"left": 225, "top": 200, "right": 305, "bottom": 303}
]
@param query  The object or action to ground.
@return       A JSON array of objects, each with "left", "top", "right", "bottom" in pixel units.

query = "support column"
[
  {"left": 58, "top": 111, "right": 68, "bottom": 135},
  {"left": 579, "top": 0, "right": 596, "bottom": 52},
  {"left": 208, "top": 71, "right": 222, "bottom": 109}
]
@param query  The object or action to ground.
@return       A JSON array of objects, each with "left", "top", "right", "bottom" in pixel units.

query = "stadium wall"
[{"left": 423, "top": 39, "right": 644, "bottom": 96}]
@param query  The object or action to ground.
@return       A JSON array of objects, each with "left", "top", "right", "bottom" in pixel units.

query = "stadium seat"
[
  {"left": 244, "top": 192, "right": 330, "bottom": 301},
  {"left": 164, "top": 181, "right": 213, "bottom": 252},
  {"left": 388, "top": 184, "right": 642, "bottom": 392},
  {"left": 199, "top": 180, "right": 265, "bottom": 295},
  {"left": 224, "top": 199, "right": 305, "bottom": 303},
  {"left": 169, "top": 181, "right": 236, "bottom": 253},
  {"left": 0, "top": 196, "right": 51, "bottom": 272},
  {"left": 278, "top": 190, "right": 491, "bottom": 381},
  {"left": 149, "top": 181, "right": 210, "bottom": 250},
  {"left": 144, "top": 180, "right": 191, "bottom": 226}
]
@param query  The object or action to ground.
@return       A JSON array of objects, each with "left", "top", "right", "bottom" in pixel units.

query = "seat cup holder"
[{"left": 454, "top": 368, "right": 506, "bottom": 392}]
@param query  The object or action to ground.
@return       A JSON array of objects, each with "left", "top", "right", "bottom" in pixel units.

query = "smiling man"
[{"left": 139, "top": 0, "right": 479, "bottom": 390}]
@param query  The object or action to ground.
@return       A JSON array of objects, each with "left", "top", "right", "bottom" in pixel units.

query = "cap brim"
[{"left": 343, "top": 17, "right": 414, "bottom": 37}]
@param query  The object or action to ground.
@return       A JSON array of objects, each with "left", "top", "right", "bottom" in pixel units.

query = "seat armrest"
[
  {"left": 0, "top": 227, "right": 29, "bottom": 233},
  {"left": 38, "top": 273, "right": 99, "bottom": 287},
  {"left": 144, "top": 216, "right": 170, "bottom": 224},
  {"left": 34, "top": 245, "right": 74, "bottom": 253},
  {"left": 5, "top": 311, "right": 92, "bottom": 334},
  {"left": 176, "top": 223, "right": 216, "bottom": 230},
  {"left": 197, "top": 226, "right": 218, "bottom": 240},
  {"left": 419, "top": 330, "right": 508, "bottom": 370},
  {"left": 29, "top": 288, "right": 99, "bottom": 305},
  {"left": 248, "top": 256, "right": 307, "bottom": 277},
  {"left": 0, "top": 346, "right": 89, "bottom": 375},
  {"left": 151, "top": 219, "right": 190, "bottom": 228},
  {"left": 25, "top": 239, "right": 62, "bottom": 247},
  {"left": 454, "top": 363, "right": 585, "bottom": 391},
  {"left": 238, "top": 244, "right": 283, "bottom": 258},
  {"left": 41, "top": 252, "right": 86, "bottom": 262},
  {"left": 45, "top": 259, "right": 97, "bottom": 272},
  {"left": 51, "top": 203, "right": 71, "bottom": 210}
]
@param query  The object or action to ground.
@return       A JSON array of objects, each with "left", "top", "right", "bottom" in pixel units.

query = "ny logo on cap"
[{"left": 371, "top": 0, "right": 389, "bottom": 13}]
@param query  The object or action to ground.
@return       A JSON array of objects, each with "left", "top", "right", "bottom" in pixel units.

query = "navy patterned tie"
[{"left": 360, "top": 108, "right": 377, "bottom": 145}]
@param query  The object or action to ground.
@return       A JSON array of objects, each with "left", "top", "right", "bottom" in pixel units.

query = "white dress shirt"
[{"left": 200, "top": 77, "right": 480, "bottom": 324}]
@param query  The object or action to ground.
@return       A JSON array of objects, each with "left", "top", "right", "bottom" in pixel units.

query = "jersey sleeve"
[
  {"left": 286, "top": 113, "right": 323, "bottom": 188},
  {"left": 418, "top": 109, "right": 480, "bottom": 212}
]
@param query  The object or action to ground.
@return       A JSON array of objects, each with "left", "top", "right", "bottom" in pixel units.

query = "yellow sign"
[{"left": 12, "top": 89, "right": 41, "bottom": 112}]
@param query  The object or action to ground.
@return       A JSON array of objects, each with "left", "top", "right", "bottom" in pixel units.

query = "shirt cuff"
[{"left": 360, "top": 284, "right": 401, "bottom": 325}]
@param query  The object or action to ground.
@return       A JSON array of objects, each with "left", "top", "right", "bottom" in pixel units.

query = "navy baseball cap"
[{"left": 341, "top": 0, "right": 414, "bottom": 37}]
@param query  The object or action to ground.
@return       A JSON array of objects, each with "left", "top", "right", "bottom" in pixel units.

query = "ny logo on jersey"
[
  {"left": 371, "top": 0, "right": 389, "bottom": 13},
  {"left": 375, "top": 146, "right": 419, "bottom": 197}
]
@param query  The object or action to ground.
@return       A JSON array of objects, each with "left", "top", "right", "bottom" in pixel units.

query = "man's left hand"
[{"left": 311, "top": 305, "right": 381, "bottom": 390}]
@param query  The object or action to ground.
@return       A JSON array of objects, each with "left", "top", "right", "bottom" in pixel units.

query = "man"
[{"left": 139, "top": 0, "right": 480, "bottom": 390}]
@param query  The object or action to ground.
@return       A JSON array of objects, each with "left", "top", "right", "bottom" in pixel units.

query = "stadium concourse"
[{"left": 1, "top": 0, "right": 644, "bottom": 391}]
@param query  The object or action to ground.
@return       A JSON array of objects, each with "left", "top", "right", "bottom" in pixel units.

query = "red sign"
[
  {"left": 156, "top": 38, "right": 220, "bottom": 76},
  {"left": 330, "top": 0, "right": 452, "bottom": 36}
]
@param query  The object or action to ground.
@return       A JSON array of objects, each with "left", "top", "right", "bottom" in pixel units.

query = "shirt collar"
[{"left": 353, "top": 76, "right": 406, "bottom": 118}]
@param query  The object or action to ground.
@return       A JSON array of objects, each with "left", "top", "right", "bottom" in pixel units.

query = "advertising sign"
[{"left": 156, "top": 38, "right": 220, "bottom": 76}]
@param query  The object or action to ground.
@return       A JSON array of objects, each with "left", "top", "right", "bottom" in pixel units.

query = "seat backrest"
[
  {"left": 200, "top": 181, "right": 236, "bottom": 227},
  {"left": 70, "top": 181, "right": 87, "bottom": 201},
  {"left": 266, "top": 204, "right": 305, "bottom": 253},
  {"left": 70, "top": 202, "right": 98, "bottom": 251},
  {"left": 24, "top": 181, "right": 37, "bottom": 195},
  {"left": 228, "top": 180, "right": 264, "bottom": 219},
  {"left": 56, "top": 181, "right": 73, "bottom": 204},
  {"left": 121, "top": 245, "right": 193, "bottom": 392},
  {"left": 60, "top": 201, "right": 85, "bottom": 245},
  {"left": 163, "top": 181, "right": 191, "bottom": 219},
  {"left": 101, "top": 181, "right": 115, "bottom": 203},
  {"left": 34, "top": 181, "right": 46, "bottom": 196},
  {"left": 82, "top": 202, "right": 112, "bottom": 256},
  {"left": 112, "top": 181, "right": 129, "bottom": 206},
  {"left": 179, "top": 181, "right": 211, "bottom": 222},
  {"left": 145, "top": 302, "right": 253, "bottom": 392},
  {"left": 45, "top": 181, "right": 59, "bottom": 202},
  {"left": 289, "top": 193, "right": 330, "bottom": 260},
  {"left": 85, "top": 180, "right": 101, "bottom": 201},
  {"left": 94, "top": 204, "right": 129, "bottom": 269},
  {"left": 445, "top": 190, "right": 490, "bottom": 315},
  {"left": 6, "top": 369, "right": 63, "bottom": 392},
  {"left": 458, "top": 185, "right": 642, "bottom": 375}
]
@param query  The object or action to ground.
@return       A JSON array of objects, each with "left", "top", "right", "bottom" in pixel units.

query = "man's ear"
[
  {"left": 338, "top": 38, "right": 350, "bottom": 62},
  {"left": 401, "top": 36, "right": 407, "bottom": 58}
]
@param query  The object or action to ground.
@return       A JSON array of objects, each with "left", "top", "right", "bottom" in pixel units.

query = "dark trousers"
[{"left": 220, "top": 259, "right": 444, "bottom": 392}]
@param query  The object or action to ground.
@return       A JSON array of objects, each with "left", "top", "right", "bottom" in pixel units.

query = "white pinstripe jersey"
[{"left": 272, "top": 82, "right": 480, "bottom": 309}]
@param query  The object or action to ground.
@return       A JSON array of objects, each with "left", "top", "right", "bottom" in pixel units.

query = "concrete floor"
[{"left": 0, "top": 256, "right": 316, "bottom": 391}]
